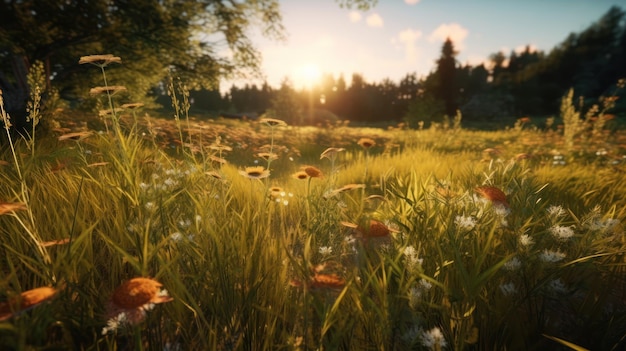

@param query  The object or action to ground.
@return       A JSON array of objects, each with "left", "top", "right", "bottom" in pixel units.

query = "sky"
[{"left": 222, "top": 0, "right": 623, "bottom": 91}]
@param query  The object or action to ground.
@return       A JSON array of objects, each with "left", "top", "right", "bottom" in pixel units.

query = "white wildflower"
[
  {"left": 503, "top": 256, "right": 521, "bottom": 271},
  {"left": 547, "top": 205, "right": 566, "bottom": 218},
  {"left": 319, "top": 246, "right": 333, "bottom": 256},
  {"left": 102, "top": 312, "right": 128, "bottom": 335},
  {"left": 539, "top": 249, "right": 566, "bottom": 263},
  {"left": 549, "top": 225, "right": 575, "bottom": 241},
  {"left": 404, "top": 246, "right": 423, "bottom": 271},
  {"left": 519, "top": 234, "right": 534, "bottom": 247},
  {"left": 420, "top": 327, "right": 447, "bottom": 349},
  {"left": 499, "top": 282, "right": 517, "bottom": 296},
  {"left": 454, "top": 215, "right": 476, "bottom": 230}
]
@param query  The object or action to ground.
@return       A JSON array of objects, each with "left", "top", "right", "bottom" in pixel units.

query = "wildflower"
[
  {"left": 301, "top": 165, "right": 323, "bottom": 178},
  {"left": 500, "top": 282, "right": 517, "bottom": 296},
  {"left": 539, "top": 249, "right": 566, "bottom": 263},
  {"left": 403, "top": 246, "right": 423, "bottom": 271},
  {"left": 239, "top": 166, "right": 270, "bottom": 180},
  {"left": 310, "top": 273, "right": 345, "bottom": 290},
  {"left": 319, "top": 246, "right": 333, "bottom": 256},
  {"left": 519, "top": 234, "right": 534, "bottom": 247},
  {"left": 0, "top": 286, "right": 59, "bottom": 321},
  {"left": 78, "top": 54, "right": 122, "bottom": 65},
  {"left": 420, "top": 327, "right": 447, "bottom": 349},
  {"left": 320, "top": 147, "right": 345, "bottom": 160},
  {"left": 515, "top": 153, "right": 532, "bottom": 160},
  {"left": 292, "top": 171, "right": 309, "bottom": 180},
  {"left": 209, "top": 155, "right": 228, "bottom": 165},
  {"left": 454, "top": 215, "right": 476, "bottom": 230},
  {"left": 98, "top": 108, "right": 124, "bottom": 116},
  {"left": 547, "top": 205, "right": 566, "bottom": 218},
  {"left": 549, "top": 225, "right": 575, "bottom": 241},
  {"left": 58, "top": 131, "right": 93, "bottom": 141},
  {"left": 90, "top": 86, "right": 127, "bottom": 95},
  {"left": 257, "top": 152, "right": 278, "bottom": 161},
  {"left": 0, "top": 201, "right": 27, "bottom": 215},
  {"left": 103, "top": 277, "right": 173, "bottom": 333},
  {"left": 120, "top": 103, "right": 144, "bottom": 109},
  {"left": 259, "top": 117, "right": 287, "bottom": 127},
  {"left": 475, "top": 186, "right": 509, "bottom": 208},
  {"left": 503, "top": 256, "right": 522, "bottom": 271},
  {"left": 357, "top": 137, "right": 376, "bottom": 149},
  {"left": 356, "top": 219, "right": 395, "bottom": 238}
]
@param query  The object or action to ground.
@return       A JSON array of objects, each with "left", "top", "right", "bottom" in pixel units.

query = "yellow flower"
[
  {"left": 58, "top": 131, "right": 93, "bottom": 141},
  {"left": 292, "top": 171, "right": 309, "bottom": 180},
  {"left": 259, "top": 117, "right": 287, "bottom": 127},
  {"left": 257, "top": 152, "right": 279, "bottom": 161},
  {"left": 90, "top": 86, "right": 127, "bottom": 95},
  {"left": 239, "top": 166, "right": 270, "bottom": 180},
  {"left": 121, "top": 103, "right": 144, "bottom": 109},
  {"left": 78, "top": 54, "right": 122, "bottom": 65}
]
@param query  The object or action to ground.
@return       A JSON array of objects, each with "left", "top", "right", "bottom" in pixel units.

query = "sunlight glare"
[{"left": 294, "top": 63, "right": 322, "bottom": 88}]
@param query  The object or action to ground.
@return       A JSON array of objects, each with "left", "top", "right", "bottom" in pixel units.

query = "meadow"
[{"left": 1, "top": 56, "right": 626, "bottom": 350}]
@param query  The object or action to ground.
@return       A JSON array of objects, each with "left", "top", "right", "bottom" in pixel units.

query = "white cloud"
[
  {"left": 366, "top": 13, "right": 384, "bottom": 28},
  {"left": 428, "top": 23, "right": 469, "bottom": 50},
  {"left": 394, "top": 28, "right": 423, "bottom": 63},
  {"left": 405, "top": 0, "right": 421, "bottom": 4},
  {"left": 349, "top": 11, "right": 361, "bottom": 23}
]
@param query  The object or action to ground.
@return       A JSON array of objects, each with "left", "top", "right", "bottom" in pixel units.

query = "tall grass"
[{"left": 1, "top": 57, "right": 626, "bottom": 350}]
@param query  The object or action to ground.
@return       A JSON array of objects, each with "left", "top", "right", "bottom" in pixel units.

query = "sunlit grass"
[{"left": 1, "top": 65, "right": 626, "bottom": 350}]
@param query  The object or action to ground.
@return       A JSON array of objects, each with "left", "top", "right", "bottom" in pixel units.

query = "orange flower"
[
  {"left": 104, "top": 277, "right": 173, "bottom": 331},
  {"left": 111, "top": 277, "right": 171, "bottom": 310},
  {"left": 302, "top": 165, "right": 323, "bottom": 178},
  {"left": 310, "top": 273, "right": 345, "bottom": 290},
  {"left": 475, "top": 186, "right": 509, "bottom": 208},
  {"left": 0, "top": 201, "right": 27, "bottom": 215},
  {"left": 357, "top": 138, "right": 376, "bottom": 149},
  {"left": 357, "top": 219, "right": 392, "bottom": 238},
  {"left": 0, "top": 286, "right": 58, "bottom": 321}
]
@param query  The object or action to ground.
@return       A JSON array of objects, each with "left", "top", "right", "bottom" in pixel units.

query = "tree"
[
  {"left": 434, "top": 37, "right": 459, "bottom": 116},
  {"left": 0, "top": 0, "right": 285, "bottom": 130}
]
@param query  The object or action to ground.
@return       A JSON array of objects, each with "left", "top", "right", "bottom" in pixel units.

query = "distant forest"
[{"left": 189, "top": 6, "right": 626, "bottom": 126}]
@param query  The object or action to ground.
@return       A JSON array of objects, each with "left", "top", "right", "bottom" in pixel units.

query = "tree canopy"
[{"left": 0, "top": 0, "right": 285, "bottom": 119}]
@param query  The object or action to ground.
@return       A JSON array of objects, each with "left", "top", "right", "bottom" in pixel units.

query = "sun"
[{"left": 294, "top": 63, "right": 321, "bottom": 88}]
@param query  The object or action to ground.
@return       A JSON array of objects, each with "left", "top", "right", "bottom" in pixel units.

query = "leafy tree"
[{"left": 0, "top": 0, "right": 285, "bottom": 130}]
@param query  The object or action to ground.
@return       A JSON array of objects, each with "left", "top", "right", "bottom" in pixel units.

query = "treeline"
[{"left": 195, "top": 6, "right": 626, "bottom": 126}]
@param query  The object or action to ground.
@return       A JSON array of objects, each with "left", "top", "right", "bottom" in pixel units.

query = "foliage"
[
  {"left": 2, "top": 57, "right": 626, "bottom": 350},
  {"left": 0, "top": 0, "right": 285, "bottom": 126}
]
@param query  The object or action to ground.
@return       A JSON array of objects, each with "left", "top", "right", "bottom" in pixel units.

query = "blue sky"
[{"left": 224, "top": 0, "right": 623, "bottom": 90}]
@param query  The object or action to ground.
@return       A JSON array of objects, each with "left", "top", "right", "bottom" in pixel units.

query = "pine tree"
[{"left": 435, "top": 38, "right": 459, "bottom": 116}]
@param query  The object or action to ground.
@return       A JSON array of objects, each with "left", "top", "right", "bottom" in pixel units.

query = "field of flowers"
[{"left": 1, "top": 56, "right": 625, "bottom": 350}]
